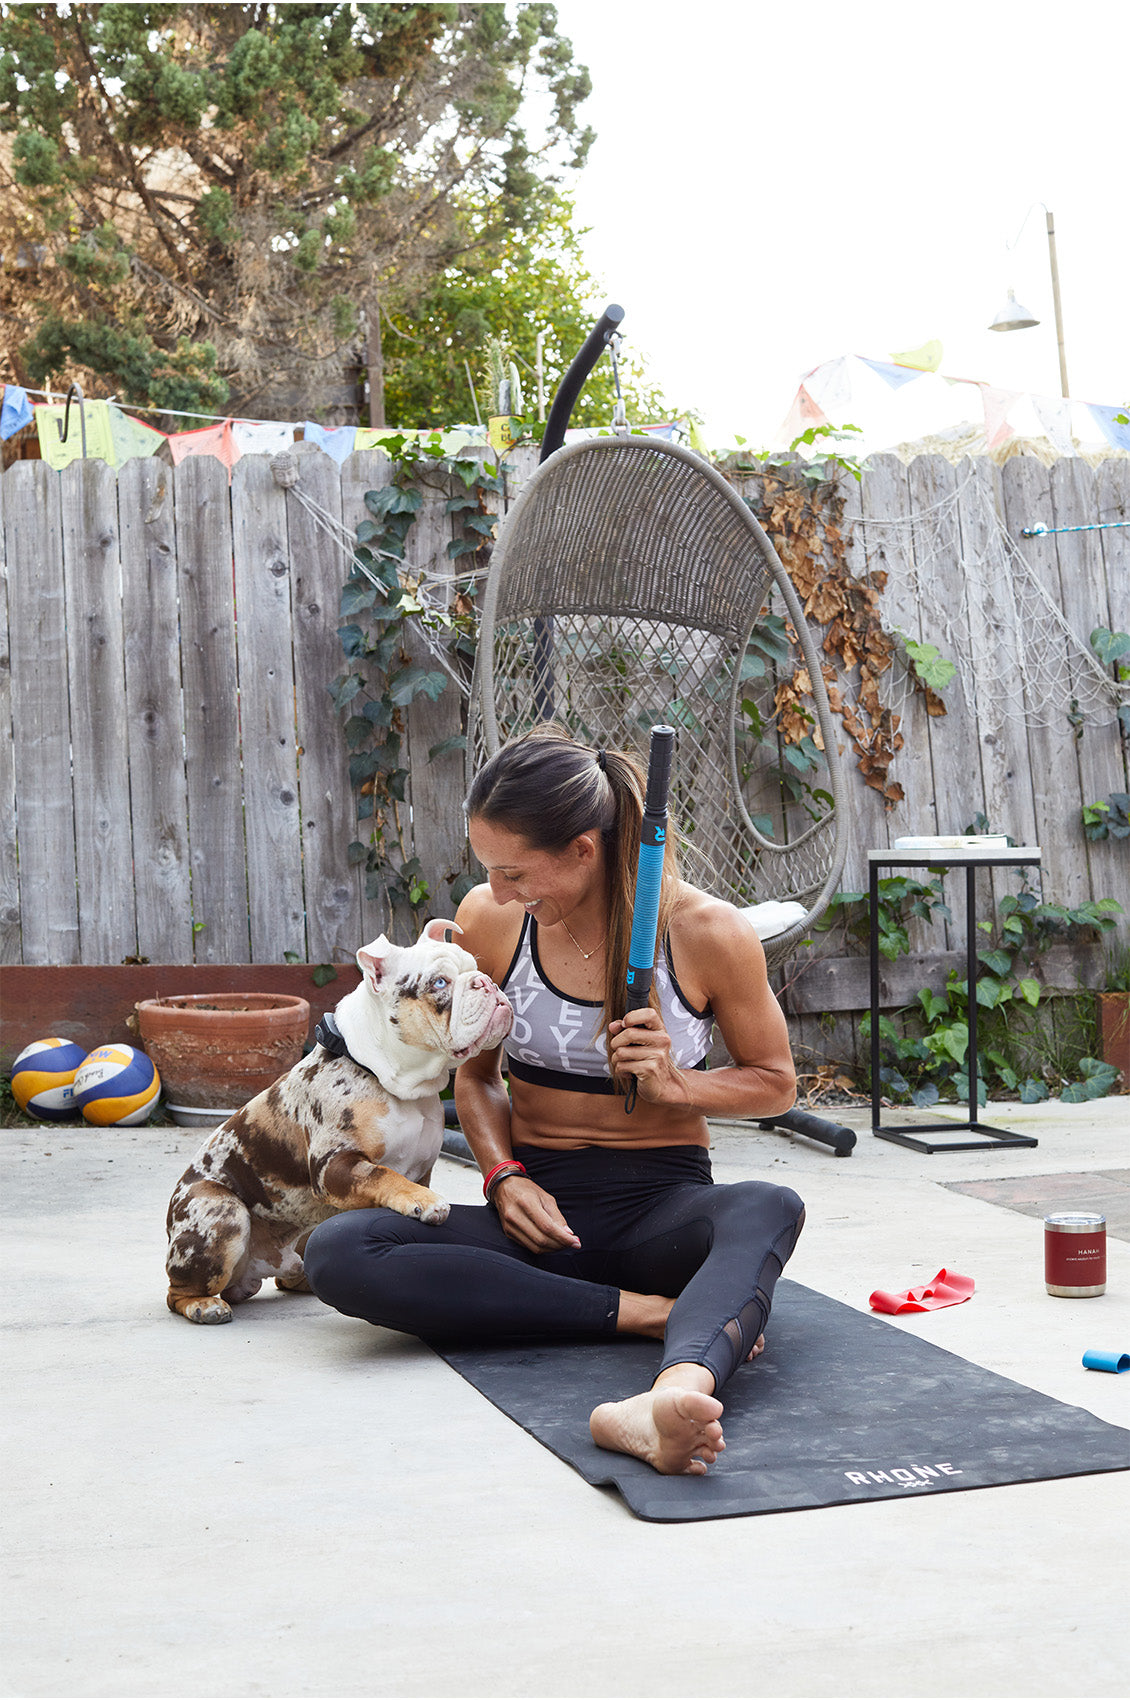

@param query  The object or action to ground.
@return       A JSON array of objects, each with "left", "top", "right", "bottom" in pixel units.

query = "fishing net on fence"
[{"left": 854, "top": 464, "right": 1129, "bottom": 735}]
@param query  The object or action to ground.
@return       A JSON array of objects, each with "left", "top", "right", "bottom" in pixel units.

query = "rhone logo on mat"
[{"left": 844, "top": 1461, "right": 964, "bottom": 1490}]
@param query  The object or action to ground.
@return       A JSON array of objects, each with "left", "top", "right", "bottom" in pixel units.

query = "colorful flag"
[
  {"left": 1, "top": 385, "right": 35, "bottom": 439},
  {"left": 1088, "top": 404, "right": 1130, "bottom": 453},
  {"left": 979, "top": 385, "right": 1019, "bottom": 450},
  {"left": 302, "top": 421, "right": 358, "bottom": 463},
  {"left": 35, "top": 399, "right": 118, "bottom": 469},
  {"left": 107, "top": 404, "right": 166, "bottom": 464},
  {"left": 167, "top": 419, "right": 239, "bottom": 472},
  {"left": 231, "top": 420, "right": 294, "bottom": 457},
  {"left": 859, "top": 358, "right": 924, "bottom": 392},
  {"left": 889, "top": 339, "right": 943, "bottom": 372},
  {"left": 775, "top": 384, "right": 827, "bottom": 446},
  {"left": 1031, "top": 395, "right": 1075, "bottom": 458}
]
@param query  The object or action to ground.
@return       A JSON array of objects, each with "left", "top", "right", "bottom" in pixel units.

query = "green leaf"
[
  {"left": 1020, "top": 1077, "right": 1049, "bottom": 1103},
  {"left": 1016, "top": 977, "right": 1041, "bottom": 1007},
  {"left": 917, "top": 987, "right": 949, "bottom": 1024},
  {"left": 340, "top": 579, "right": 377, "bottom": 618},
  {"left": 975, "top": 975, "right": 1006, "bottom": 1009},
  {"left": 978, "top": 948, "right": 1012, "bottom": 977},
  {"left": 941, "top": 1022, "right": 969, "bottom": 1064},
  {"left": 387, "top": 666, "right": 447, "bottom": 706},
  {"left": 312, "top": 964, "right": 339, "bottom": 988},
  {"left": 1089, "top": 626, "right": 1130, "bottom": 666},
  {"left": 329, "top": 670, "right": 364, "bottom": 708},
  {"left": 428, "top": 733, "right": 467, "bottom": 761},
  {"left": 900, "top": 635, "right": 957, "bottom": 690},
  {"left": 346, "top": 840, "right": 368, "bottom": 866}
]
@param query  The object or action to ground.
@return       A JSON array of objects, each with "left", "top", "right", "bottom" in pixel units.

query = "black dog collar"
[{"left": 314, "top": 1011, "right": 360, "bottom": 1066}]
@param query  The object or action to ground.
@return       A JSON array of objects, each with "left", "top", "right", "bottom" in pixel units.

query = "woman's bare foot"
[
  {"left": 590, "top": 1383, "right": 725, "bottom": 1475},
  {"left": 747, "top": 1333, "right": 765, "bottom": 1361}
]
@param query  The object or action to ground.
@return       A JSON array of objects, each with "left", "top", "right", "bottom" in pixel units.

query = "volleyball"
[
  {"left": 73, "top": 1044, "right": 161, "bottom": 1126},
  {"left": 10, "top": 1038, "right": 88, "bottom": 1121}
]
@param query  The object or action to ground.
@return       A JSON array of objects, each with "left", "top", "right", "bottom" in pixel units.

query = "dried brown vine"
[{"left": 743, "top": 467, "right": 947, "bottom": 808}]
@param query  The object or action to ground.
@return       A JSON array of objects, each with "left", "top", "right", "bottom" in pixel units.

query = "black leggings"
[{"left": 303, "top": 1144, "right": 805, "bottom": 1392}]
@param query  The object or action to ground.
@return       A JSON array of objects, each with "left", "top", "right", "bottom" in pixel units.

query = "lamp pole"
[
  {"left": 1044, "top": 209, "right": 1070, "bottom": 399},
  {"left": 989, "top": 203, "right": 1070, "bottom": 399}
]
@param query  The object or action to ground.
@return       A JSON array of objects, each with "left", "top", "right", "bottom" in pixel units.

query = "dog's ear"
[
  {"left": 422, "top": 917, "right": 463, "bottom": 944},
  {"left": 357, "top": 935, "right": 394, "bottom": 993}
]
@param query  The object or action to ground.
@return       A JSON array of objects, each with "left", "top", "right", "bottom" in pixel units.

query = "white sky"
[{"left": 551, "top": 0, "right": 1130, "bottom": 452}]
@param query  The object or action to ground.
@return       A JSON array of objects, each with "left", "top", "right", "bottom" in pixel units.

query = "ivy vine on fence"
[{"left": 330, "top": 434, "right": 505, "bottom": 925}]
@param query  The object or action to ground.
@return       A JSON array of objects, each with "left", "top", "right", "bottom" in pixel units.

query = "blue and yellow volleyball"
[
  {"left": 73, "top": 1044, "right": 160, "bottom": 1126},
  {"left": 10, "top": 1038, "right": 88, "bottom": 1121}
]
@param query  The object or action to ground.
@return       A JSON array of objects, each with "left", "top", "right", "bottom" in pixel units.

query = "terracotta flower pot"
[
  {"left": 1098, "top": 991, "right": 1129, "bottom": 1093},
  {"left": 136, "top": 993, "right": 311, "bottom": 1112}
]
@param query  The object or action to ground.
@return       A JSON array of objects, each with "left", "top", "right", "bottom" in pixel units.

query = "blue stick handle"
[{"left": 624, "top": 726, "right": 675, "bottom": 1112}]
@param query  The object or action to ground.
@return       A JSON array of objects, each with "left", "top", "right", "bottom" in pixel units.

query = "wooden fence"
[{"left": 2, "top": 442, "right": 1126, "bottom": 1071}]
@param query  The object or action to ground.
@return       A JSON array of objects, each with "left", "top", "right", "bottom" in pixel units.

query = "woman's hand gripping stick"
[{"left": 624, "top": 725, "right": 675, "bottom": 1113}]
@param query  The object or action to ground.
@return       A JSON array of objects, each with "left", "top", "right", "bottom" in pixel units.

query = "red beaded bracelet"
[{"left": 483, "top": 1159, "right": 527, "bottom": 1200}]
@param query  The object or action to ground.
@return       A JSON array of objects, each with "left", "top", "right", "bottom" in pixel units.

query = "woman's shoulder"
[
  {"left": 454, "top": 883, "right": 524, "bottom": 981},
  {"left": 668, "top": 883, "right": 767, "bottom": 976}
]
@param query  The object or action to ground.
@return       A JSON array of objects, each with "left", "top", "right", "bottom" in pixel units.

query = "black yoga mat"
[{"left": 430, "top": 1280, "right": 1129, "bottom": 1522}]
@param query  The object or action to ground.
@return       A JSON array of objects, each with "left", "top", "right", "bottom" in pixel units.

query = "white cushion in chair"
[{"left": 739, "top": 900, "right": 808, "bottom": 941}]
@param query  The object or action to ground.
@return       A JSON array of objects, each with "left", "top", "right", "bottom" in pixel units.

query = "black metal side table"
[{"left": 869, "top": 844, "right": 1043, "bottom": 1154}]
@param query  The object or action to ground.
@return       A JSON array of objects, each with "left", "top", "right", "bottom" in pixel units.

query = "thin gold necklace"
[{"left": 559, "top": 916, "right": 606, "bottom": 960}]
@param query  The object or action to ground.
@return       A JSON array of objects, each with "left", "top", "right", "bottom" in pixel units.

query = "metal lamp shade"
[{"left": 988, "top": 290, "right": 1039, "bottom": 331}]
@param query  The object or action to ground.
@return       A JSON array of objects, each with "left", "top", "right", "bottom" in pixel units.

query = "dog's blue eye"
[{"left": 431, "top": 976, "right": 449, "bottom": 992}]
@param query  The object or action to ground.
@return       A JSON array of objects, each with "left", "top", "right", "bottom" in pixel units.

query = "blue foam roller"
[{"left": 1081, "top": 1349, "right": 1130, "bottom": 1374}]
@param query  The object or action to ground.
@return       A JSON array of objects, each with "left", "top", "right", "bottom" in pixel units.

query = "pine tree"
[{"left": 0, "top": 2, "right": 594, "bottom": 418}]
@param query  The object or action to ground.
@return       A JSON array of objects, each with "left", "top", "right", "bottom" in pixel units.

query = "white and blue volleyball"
[
  {"left": 73, "top": 1044, "right": 160, "bottom": 1126},
  {"left": 10, "top": 1038, "right": 88, "bottom": 1121}
]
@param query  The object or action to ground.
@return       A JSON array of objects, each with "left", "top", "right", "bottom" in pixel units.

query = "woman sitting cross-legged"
[{"left": 303, "top": 724, "right": 805, "bottom": 1476}]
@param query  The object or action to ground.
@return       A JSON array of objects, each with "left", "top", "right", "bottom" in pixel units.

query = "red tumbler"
[{"left": 1044, "top": 1212, "right": 1107, "bottom": 1297}]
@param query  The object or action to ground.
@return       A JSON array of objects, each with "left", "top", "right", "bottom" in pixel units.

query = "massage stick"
[{"left": 623, "top": 724, "right": 675, "bottom": 1114}]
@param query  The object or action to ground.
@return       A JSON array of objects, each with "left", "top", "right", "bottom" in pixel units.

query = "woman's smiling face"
[{"left": 468, "top": 817, "right": 599, "bottom": 925}]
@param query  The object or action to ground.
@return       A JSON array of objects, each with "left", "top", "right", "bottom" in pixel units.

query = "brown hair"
[{"left": 465, "top": 724, "right": 682, "bottom": 1062}]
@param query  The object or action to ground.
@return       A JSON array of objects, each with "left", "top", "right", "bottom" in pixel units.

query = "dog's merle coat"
[{"left": 165, "top": 922, "right": 512, "bottom": 1324}]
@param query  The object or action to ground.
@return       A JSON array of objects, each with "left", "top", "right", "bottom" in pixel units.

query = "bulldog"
[{"left": 165, "top": 919, "right": 512, "bottom": 1324}]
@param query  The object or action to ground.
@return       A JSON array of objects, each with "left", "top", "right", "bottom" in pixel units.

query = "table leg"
[
  {"left": 966, "top": 862, "right": 979, "bottom": 1122},
  {"left": 870, "top": 858, "right": 881, "bottom": 1132}
]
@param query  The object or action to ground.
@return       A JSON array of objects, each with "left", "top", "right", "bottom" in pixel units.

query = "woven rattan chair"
[{"left": 470, "top": 435, "right": 850, "bottom": 973}]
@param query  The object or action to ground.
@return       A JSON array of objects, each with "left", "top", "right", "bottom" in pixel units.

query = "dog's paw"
[
  {"left": 415, "top": 1197, "right": 450, "bottom": 1225},
  {"left": 181, "top": 1295, "right": 233, "bottom": 1325}
]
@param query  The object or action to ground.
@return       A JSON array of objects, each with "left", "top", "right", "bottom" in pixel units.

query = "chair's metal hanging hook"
[
  {"left": 58, "top": 383, "right": 88, "bottom": 460},
  {"left": 608, "top": 334, "right": 629, "bottom": 433}
]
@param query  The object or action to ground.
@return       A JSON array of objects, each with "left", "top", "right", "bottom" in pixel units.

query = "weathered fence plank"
[
  {"left": 230, "top": 455, "right": 306, "bottom": 961},
  {"left": 286, "top": 445, "right": 364, "bottom": 964},
  {"left": 174, "top": 454, "right": 248, "bottom": 964},
  {"left": 1050, "top": 457, "right": 1129, "bottom": 919},
  {"left": 1000, "top": 457, "right": 1090, "bottom": 911},
  {"left": 118, "top": 458, "right": 194, "bottom": 963},
  {"left": 833, "top": 465, "right": 883, "bottom": 896},
  {"left": 5, "top": 463, "right": 78, "bottom": 963},
  {"left": 0, "top": 468, "right": 18, "bottom": 964},
  {"left": 338, "top": 448, "right": 395, "bottom": 943},
  {"left": 953, "top": 457, "right": 1039, "bottom": 915},
  {"left": 906, "top": 453, "right": 981, "bottom": 953},
  {"left": 59, "top": 460, "right": 135, "bottom": 961},
  {"left": 401, "top": 468, "right": 465, "bottom": 925}
]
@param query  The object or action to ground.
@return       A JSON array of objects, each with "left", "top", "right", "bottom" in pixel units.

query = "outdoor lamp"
[
  {"left": 988, "top": 290, "right": 1039, "bottom": 332},
  {"left": 987, "top": 205, "right": 1069, "bottom": 397}
]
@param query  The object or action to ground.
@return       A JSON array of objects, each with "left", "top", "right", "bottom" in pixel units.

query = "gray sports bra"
[{"left": 501, "top": 913, "right": 713, "bottom": 1095}]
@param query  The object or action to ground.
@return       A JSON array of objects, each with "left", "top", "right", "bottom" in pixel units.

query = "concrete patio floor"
[{"left": 2, "top": 1097, "right": 1127, "bottom": 1700}]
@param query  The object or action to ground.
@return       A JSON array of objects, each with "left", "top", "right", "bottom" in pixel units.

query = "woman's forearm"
[{"left": 453, "top": 1066, "right": 515, "bottom": 1173}]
